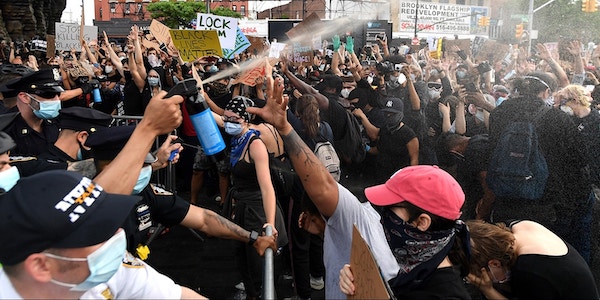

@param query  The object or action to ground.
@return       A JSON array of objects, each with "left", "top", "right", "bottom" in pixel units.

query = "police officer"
[
  {"left": 0, "top": 69, "right": 63, "bottom": 156},
  {"left": 85, "top": 125, "right": 276, "bottom": 260},
  {"left": 11, "top": 106, "right": 112, "bottom": 177},
  {"left": 0, "top": 131, "right": 18, "bottom": 193}
]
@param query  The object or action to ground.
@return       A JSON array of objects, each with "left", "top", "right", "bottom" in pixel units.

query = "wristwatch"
[{"left": 248, "top": 230, "right": 259, "bottom": 245}]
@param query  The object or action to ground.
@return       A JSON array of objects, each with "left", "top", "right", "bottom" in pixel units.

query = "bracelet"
[{"left": 248, "top": 230, "right": 259, "bottom": 245}]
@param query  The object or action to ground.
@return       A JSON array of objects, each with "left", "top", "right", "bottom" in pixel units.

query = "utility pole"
[{"left": 414, "top": 0, "right": 419, "bottom": 38}]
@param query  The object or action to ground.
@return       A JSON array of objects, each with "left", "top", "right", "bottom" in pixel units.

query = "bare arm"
[
  {"left": 103, "top": 31, "right": 124, "bottom": 77},
  {"left": 246, "top": 72, "right": 339, "bottom": 218},
  {"left": 352, "top": 108, "right": 380, "bottom": 141},
  {"left": 406, "top": 136, "right": 419, "bottom": 166},
  {"left": 280, "top": 57, "right": 330, "bottom": 110},
  {"left": 536, "top": 43, "right": 569, "bottom": 88},
  {"left": 251, "top": 139, "right": 277, "bottom": 227}
]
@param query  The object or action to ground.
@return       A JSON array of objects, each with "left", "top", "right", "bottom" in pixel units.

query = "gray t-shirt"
[{"left": 324, "top": 183, "right": 399, "bottom": 299}]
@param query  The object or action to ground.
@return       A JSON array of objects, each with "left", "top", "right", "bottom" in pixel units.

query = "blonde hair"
[
  {"left": 556, "top": 84, "right": 591, "bottom": 107},
  {"left": 466, "top": 220, "right": 517, "bottom": 276}
]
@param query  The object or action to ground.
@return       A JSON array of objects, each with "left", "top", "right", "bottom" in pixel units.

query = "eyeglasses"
[{"left": 29, "top": 90, "right": 60, "bottom": 99}]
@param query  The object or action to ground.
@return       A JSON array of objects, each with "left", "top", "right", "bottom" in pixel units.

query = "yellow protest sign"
[{"left": 169, "top": 30, "right": 223, "bottom": 62}]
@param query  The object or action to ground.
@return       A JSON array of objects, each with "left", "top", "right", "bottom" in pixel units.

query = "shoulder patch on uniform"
[
  {"left": 122, "top": 251, "right": 146, "bottom": 268},
  {"left": 100, "top": 287, "right": 114, "bottom": 300},
  {"left": 150, "top": 183, "right": 173, "bottom": 196},
  {"left": 10, "top": 156, "right": 37, "bottom": 163}
]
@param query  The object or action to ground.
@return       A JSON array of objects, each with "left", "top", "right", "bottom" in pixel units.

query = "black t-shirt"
[
  {"left": 377, "top": 124, "right": 417, "bottom": 180},
  {"left": 510, "top": 243, "right": 598, "bottom": 299},
  {"left": 456, "top": 134, "right": 491, "bottom": 220},
  {"left": 93, "top": 87, "right": 121, "bottom": 114},
  {"left": 395, "top": 267, "right": 471, "bottom": 300},
  {"left": 572, "top": 108, "right": 600, "bottom": 185},
  {"left": 319, "top": 91, "right": 348, "bottom": 141},
  {"left": 123, "top": 80, "right": 151, "bottom": 116}
]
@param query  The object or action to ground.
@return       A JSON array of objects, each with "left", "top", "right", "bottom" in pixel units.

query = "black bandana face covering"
[{"left": 382, "top": 208, "right": 464, "bottom": 294}]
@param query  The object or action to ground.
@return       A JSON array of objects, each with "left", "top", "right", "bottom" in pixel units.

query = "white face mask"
[
  {"left": 340, "top": 88, "right": 350, "bottom": 99},
  {"left": 560, "top": 105, "right": 575, "bottom": 116}
]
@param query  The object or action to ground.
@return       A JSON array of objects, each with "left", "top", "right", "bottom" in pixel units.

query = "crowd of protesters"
[{"left": 0, "top": 21, "right": 599, "bottom": 299}]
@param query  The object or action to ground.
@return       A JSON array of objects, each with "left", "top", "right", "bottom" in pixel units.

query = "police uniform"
[
  {"left": 0, "top": 69, "right": 64, "bottom": 156},
  {"left": 85, "top": 126, "right": 190, "bottom": 259},
  {"left": 12, "top": 107, "right": 112, "bottom": 177}
]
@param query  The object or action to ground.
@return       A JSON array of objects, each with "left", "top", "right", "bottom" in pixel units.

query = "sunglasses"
[{"left": 30, "top": 90, "right": 61, "bottom": 99}]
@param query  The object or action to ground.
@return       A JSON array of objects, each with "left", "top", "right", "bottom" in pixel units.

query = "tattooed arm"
[
  {"left": 180, "top": 205, "right": 276, "bottom": 256},
  {"left": 247, "top": 69, "right": 340, "bottom": 218}
]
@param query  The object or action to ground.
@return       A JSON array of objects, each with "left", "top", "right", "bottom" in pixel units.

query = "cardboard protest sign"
[
  {"left": 196, "top": 13, "right": 238, "bottom": 49},
  {"left": 46, "top": 35, "right": 55, "bottom": 58},
  {"left": 292, "top": 42, "right": 313, "bottom": 67},
  {"left": 444, "top": 39, "right": 471, "bottom": 58},
  {"left": 348, "top": 225, "right": 392, "bottom": 300},
  {"left": 471, "top": 36, "right": 487, "bottom": 59},
  {"left": 150, "top": 20, "right": 175, "bottom": 50},
  {"left": 169, "top": 30, "right": 223, "bottom": 62},
  {"left": 285, "top": 12, "right": 322, "bottom": 40},
  {"left": 54, "top": 23, "right": 98, "bottom": 51},
  {"left": 475, "top": 40, "right": 510, "bottom": 63},
  {"left": 236, "top": 58, "right": 268, "bottom": 86},
  {"left": 222, "top": 27, "right": 251, "bottom": 59},
  {"left": 142, "top": 38, "right": 161, "bottom": 52}
]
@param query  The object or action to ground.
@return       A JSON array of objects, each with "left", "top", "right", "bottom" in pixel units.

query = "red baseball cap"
[{"left": 365, "top": 165, "right": 464, "bottom": 220}]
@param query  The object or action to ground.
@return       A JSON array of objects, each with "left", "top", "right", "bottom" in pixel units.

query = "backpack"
[
  {"left": 334, "top": 109, "right": 366, "bottom": 165},
  {"left": 314, "top": 123, "right": 341, "bottom": 181},
  {"left": 486, "top": 106, "right": 550, "bottom": 200}
]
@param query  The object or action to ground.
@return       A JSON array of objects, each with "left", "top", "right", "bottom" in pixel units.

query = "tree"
[{"left": 147, "top": 1, "right": 241, "bottom": 29}]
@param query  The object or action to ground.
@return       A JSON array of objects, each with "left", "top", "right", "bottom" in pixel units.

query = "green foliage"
[{"left": 147, "top": 1, "right": 241, "bottom": 29}]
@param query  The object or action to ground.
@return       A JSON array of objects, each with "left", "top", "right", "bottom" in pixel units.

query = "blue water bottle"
[{"left": 92, "top": 87, "right": 102, "bottom": 103}]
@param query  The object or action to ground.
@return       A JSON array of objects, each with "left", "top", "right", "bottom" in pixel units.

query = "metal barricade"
[
  {"left": 263, "top": 225, "right": 275, "bottom": 300},
  {"left": 110, "top": 115, "right": 176, "bottom": 191}
]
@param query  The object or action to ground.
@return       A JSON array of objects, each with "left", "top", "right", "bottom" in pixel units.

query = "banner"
[
  {"left": 292, "top": 42, "right": 313, "bottom": 67},
  {"left": 236, "top": 58, "right": 268, "bottom": 86},
  {"left": 222, "top": 27, "right": 251, "bottom": 59},
  {"left": 169, "top": 30, "right": 223, "bottom": 62},
  {"left": 196, "top": 13, "right": 238, "bottom": 49},
  {"left": 238, "top": 19, "right": 268, "bottom": 37},
  {"left": 54, "top": 23, "right": 98, "bottom": 51},
  {"left": 398, "top": 1, "right": 489, "bottom": 36}
]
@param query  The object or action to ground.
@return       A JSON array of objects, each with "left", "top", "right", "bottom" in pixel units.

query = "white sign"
[
  {"left": 196, "top": 13, "right": 238, "bottom": 49},
  {"left": 398, "top": 1, "right": 489, "bottom": 36},
  {"left": 54, "top": 23, "right": 98, "bottom": 51},
  {"left": 268, "top": 42, "right": 287, "bottom": 58},
  {"left": 238, "top": 19, "right": 268, "bottom": 37}
]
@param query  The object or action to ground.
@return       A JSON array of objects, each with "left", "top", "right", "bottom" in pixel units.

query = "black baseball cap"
[
  {"left": 0, "top": 170, "right": 140, "bottom": 265},
  {"left": 58, "top": 107, "right": 113, "bottom": 133}
]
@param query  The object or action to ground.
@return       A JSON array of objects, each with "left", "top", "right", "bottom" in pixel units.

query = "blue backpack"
[{"left": 486, "top": 106, "right": 550, "bottom": 200}]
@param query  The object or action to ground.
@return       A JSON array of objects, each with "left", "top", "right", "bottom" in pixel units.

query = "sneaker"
[
  {"left": 310, "top": 275, "right": 324, "bottom": 290},
  {"left": 235, "top": 282, "right": 245, "bottom": 291}
]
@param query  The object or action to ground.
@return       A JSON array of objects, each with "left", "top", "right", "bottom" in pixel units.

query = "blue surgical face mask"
[
  {"left": 46, "top": 230, "right": 126, "bottom": 292},
  {"left": 148, "top": 77, "right": 160, "bottom": 87},
  {"left": 132, "top": 165, "right": 152, "bottom": 194},
  {"left": 28, "top": 94, "right": 61, "bottom": 119},
  {"left": 0, "top": 166, "right": 20, "bottom": 192},
  {"left": 224, "top": 121, "right": 243, "bottom": 136}
]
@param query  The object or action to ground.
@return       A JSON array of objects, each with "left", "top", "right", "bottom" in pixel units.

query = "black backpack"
[
  {"left": 486, "top": 105, "right": 550, "bottom": 200},
  {"left": 334, "top": 110, "right": 366, "bottom": 165}
]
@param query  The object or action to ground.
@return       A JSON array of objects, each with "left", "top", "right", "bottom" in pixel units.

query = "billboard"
[{"left": 398, "top": 1, "right": 489, "bottom": 36}]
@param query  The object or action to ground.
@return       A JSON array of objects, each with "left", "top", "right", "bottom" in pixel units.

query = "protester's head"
[
  {"left": 3, "top": 69, "right": 64, "bottom": 120},
  {"left": 380, "top": 97, "right": 404, "bottom": 132},
  {"left": 554, "top": 84, "right": 591, "bottom": 114},
  {"left": 315, "top": 74, "right": 343, "bottom": 95},
  {"left": 295, "top": 94, "right": 321, "bottom": 139},
  {"left": 0, "top": 170, "right": 139, "bottom": 293},
  {"left": 510, "top": 72, "right": 557, "bottom": 101},
  {"left": 365, "top": 165, "right": 470, "bottom": 289},
  {"left": 0, "top": 131, "right": 18, "bottom": 193},
  {"left": 435, "top": 132, "right": 467, "bottom": 168},
  {"left": 147, "top": 69, "right": 161, "bottom": 88},
  {"left": 225, "top": 96, "right": 255, "bottom": 124},
  {"left": 466, "top": 220, "right": 517, "bottom": 281}
]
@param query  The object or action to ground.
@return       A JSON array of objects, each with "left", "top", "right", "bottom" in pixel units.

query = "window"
[
  {"left": 125, "top": 3, "right": 130, "bottom": 14},
  {"left": 110, "top": 2, "right": 116, "bottom": 13},
  {"left": 232, "top": 5, "right": 236, "bottom": 11},
  {"left": 99, "top": 8, "right": 103, "bottom": 18},
  {"left": 240, "top": 5, "right": 245, "bottom": 15},
  {"left": 456, "top": 0, "right": 465, "bottom": 4}
]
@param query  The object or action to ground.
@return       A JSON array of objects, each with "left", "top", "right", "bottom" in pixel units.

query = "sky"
[{"left": 62, "top": 0, "right": 95, "bottom": 25}]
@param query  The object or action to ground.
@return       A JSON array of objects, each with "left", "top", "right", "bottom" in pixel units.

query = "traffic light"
[
  {"left": 583, "top": 0, "right": 598, "bottom": 12},
  {"left": 515, "top": 23, "right": 524, "bottom": 39},
  {"left": 478, "top": 16, "right": 490, "bottom": 27}
]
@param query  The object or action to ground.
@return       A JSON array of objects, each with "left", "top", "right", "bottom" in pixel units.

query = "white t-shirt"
[
  {"left": 323, "top": 183, "right": 399, "bottom": 299},
  {"left": 0, "top": 252, "right": 182, "bottom": 299}
]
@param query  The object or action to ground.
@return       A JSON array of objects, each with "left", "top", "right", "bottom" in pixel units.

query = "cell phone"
[{"left": 165, "top": 78, "right": 198, "bottom": 98}]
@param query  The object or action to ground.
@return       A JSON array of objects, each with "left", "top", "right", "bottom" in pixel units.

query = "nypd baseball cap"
[
  {"left": 0, "top": 170, "right": 140, "bottom": 265},
  {"left": 365, "top": 165, "right": 465, "bottom": 220}
]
